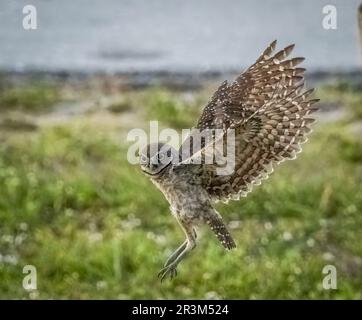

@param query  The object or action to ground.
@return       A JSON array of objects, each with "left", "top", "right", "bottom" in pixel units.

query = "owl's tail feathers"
[{"left": 206, "top": 215, "right": 236, "bottom": 250}]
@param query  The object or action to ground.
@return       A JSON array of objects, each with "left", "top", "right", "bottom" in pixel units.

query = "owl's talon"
[{"left": 158, "top": 264, "right": 178, "bottom": 281}]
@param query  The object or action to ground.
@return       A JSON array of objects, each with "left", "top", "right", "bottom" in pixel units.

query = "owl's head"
[{"left": 139, "top": 143, "right": 177, "bottom": 176}]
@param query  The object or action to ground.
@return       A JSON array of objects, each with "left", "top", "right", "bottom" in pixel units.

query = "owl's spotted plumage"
[{"left": 140, "top": 40, "right": 318, "bottom": 281}]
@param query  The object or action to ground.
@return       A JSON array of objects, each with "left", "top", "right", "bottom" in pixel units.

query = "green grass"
[
  {"left": 107, "top": 98, "right": 133, "bottom": 114},
  {"left": 0, "top": 83, "right": 59, "bottom": 112},
  {"left": 0, "top": 83, "right": 361, "bottom": 299},
  {"left": 145, "top": 89, "right": 201, "bottom": 128},
  {"left": 317, "top": 81, "right": 362, "bottom": 119}
]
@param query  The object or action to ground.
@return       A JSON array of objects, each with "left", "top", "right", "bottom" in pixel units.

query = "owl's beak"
[{"left": 141, "top": 161, "right": 172, "bottom": 176}]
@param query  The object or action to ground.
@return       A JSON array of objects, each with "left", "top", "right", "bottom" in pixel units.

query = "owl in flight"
[{"left": 139, "top": 40, "right": 318, "bottom": 281}]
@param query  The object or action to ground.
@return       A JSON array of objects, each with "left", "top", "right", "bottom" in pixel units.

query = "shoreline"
[{"left": 1, "top": 69, "right": 362, "bottom": 90}]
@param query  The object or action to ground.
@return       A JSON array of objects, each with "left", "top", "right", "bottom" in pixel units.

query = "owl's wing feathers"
[{"left": 193, "top": 40, "right": 319, "bottom": 202}]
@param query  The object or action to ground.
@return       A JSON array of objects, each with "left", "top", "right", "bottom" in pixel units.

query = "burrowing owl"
[{"left": 139, "top": 40, "right": 318, "bottom": 281}]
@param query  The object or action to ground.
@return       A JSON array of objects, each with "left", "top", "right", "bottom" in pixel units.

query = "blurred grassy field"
[{"left": 0, "top": 77, "right": 361, "bottom": 299}]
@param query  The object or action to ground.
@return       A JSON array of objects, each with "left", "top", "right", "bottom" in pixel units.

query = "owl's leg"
[
  {"left": 163, "top": 240, "right": 187, "bottom": 267},
  {"left": 158, "top": 222, "right": 196, "bottom": 281},
  {"left": 163, "top": 227, "right": 197, "bottom": 268}
]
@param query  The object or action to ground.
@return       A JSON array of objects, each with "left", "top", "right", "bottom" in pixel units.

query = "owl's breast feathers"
[{"left": 150, "top": 164, "right": 212, "bottom": 220}]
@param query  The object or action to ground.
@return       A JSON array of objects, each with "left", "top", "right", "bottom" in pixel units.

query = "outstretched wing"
[{"left": 190, "top": 40, "right": 319, "bottom": 202}]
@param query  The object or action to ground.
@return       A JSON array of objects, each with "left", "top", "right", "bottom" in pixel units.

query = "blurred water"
[{"left": 0, "top": 0, "right": 361, "bottom": 73}]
